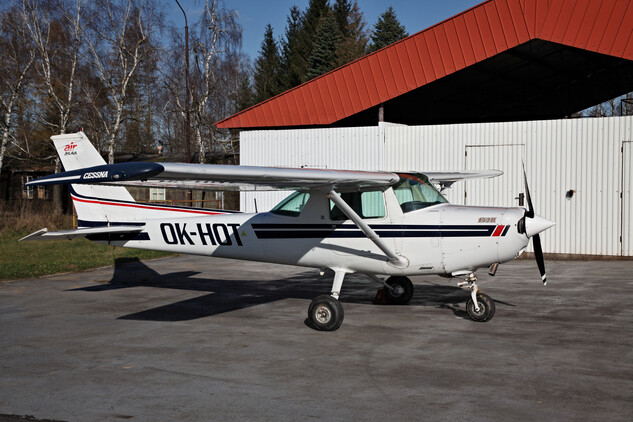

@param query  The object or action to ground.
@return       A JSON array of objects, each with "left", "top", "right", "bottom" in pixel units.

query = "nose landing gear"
[{"left": 459, "top": 273, "right": 496, "bottom": 322}]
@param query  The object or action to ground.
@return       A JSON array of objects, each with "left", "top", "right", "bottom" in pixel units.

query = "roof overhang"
[{"left": 216, "top": 0, "right": 633, "bottom": 129}]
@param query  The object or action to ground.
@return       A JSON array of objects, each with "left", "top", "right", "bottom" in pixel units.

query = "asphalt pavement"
[{"left": 1, "top": 255, "right": 632, "bottom": 421}]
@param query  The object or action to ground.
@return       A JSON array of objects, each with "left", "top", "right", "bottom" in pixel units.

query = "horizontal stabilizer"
[{"left": 20, "top": 226, "right": 145, "bottom": 242}]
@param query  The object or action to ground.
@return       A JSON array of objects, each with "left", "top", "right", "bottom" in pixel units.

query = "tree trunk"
[
  {"left": 52, "top": 158, "right": 62, "bottom": 213},
  {"left": 196, "top": 125, "right": 205, "bottom": 164},
  {"left": 0, "top": 113, "right": 11, "bottom": 179}
]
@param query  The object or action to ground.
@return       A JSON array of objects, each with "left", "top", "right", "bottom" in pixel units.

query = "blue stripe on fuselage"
[{"left": 252, "top": 224, "right": 497, "bottom": 239}]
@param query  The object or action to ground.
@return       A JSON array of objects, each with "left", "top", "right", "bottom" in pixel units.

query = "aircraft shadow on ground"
[{"left": 69, "top": 258, "right": 511, "bottom": 322}]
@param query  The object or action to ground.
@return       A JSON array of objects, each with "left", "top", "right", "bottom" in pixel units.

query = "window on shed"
[
  {"left": 150, "top": 188, "right": 166, "bottom": 202},
  {"left": 22, "top": 176, "right": 33, "bottom": 199}
]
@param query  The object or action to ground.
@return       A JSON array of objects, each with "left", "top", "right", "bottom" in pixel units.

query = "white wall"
[{"left": 241, "top": 117, "right": 633, "bottom": 257}]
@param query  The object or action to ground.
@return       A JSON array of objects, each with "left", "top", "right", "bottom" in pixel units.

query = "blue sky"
[{"left": 167, "top": 0, "right": 483, "bottom": 61}]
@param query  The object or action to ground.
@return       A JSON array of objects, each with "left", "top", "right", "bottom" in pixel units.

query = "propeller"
[{"left": 522, "top": 165, "right": 553, "bottom": 285}]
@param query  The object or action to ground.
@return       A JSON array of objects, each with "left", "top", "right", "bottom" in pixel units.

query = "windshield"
[{"left": 393, "top": 173, "right": 448, "bottom": 213}]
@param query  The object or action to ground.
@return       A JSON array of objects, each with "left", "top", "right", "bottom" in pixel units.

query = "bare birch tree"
[
  {"left": 162, "top": 0, "right": 240, "bottom": 164},
  {"left": 21, "top": 0, "right": 83, "bottom": 135},
  {"left": 0, "top": 6, "right": 35, "bottom": 179},
  {"left": 81, "top": 0, "right": 159, "bottom": 164}
]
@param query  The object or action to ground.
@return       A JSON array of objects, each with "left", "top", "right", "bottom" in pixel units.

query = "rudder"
[{"left": 52, "top": 132, "right": 136, "bottom": 227}]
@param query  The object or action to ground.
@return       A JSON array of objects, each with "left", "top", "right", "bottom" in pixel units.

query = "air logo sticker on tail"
[
  {"left": 64, "top": 142, "right": 78, "bottom": 155},
  {"left": 160, "top": 223, "right": 243, "bottom": 246}
]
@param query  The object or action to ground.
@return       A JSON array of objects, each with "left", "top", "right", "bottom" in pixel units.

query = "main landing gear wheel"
[
  {"left": 308, "top": 295, "right": 344, "bottom": 331},
  {"left": 384, "top": 276, "right": 414, "bottom": 305},
  {"left": 466, "top": 293, "right": 496, "bottom": 322}
]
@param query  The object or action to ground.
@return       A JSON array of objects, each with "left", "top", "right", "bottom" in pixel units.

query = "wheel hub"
[
  {"left": 315, "top": 305, "right": 332, "bottom": 324},
  {"left": 471, "top": 301, "right": 486, "bottom": 316}
]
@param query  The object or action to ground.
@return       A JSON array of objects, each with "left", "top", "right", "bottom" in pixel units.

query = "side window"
[
  {"left": 360, "top": 191, "right": 386, "bottom": 218},
  {"left": 330, "top": 191, "right": 386, "bottom": 220},
  {"left": 271, "top": 191, "right": 311, "bottom": 217}
]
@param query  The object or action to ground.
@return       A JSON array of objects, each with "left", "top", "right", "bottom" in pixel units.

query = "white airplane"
[{"left": 22, "top": 132, "right": 554, "bottom": 330}]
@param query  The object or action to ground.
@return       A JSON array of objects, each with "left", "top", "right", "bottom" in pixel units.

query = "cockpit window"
[
  {"left": 271, "top": 191, "right": 310, "bottom": 217},
  {"left": 394, "top": 173, "right": 447, "bottom": 213},
  {"left": 329, "top": 191, "right": 386, "bottom": 220}
]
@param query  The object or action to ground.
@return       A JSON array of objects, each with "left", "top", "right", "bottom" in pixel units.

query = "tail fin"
[{"left": 52, "top": 132, "right": 136, "bottom": 227}]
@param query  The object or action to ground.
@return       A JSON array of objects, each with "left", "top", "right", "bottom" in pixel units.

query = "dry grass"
[
  {"left": 0, "top": 202, "right": 174, "bottom": 281},
  {"left": 0, "top": 201, "right": 74, "bottom": 235}
]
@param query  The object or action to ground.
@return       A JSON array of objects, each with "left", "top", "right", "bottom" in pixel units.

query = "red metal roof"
[{"left": 216, "top": 0, "right": 633, "bottom": 129}]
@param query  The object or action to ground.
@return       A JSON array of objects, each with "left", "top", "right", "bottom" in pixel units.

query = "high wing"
[
  {"left": 425, "top": 170, "right": 503, "bottom": 191},
  {"left": 26, "top": 162, "right": 400, "bottom": 192},
  {"left": 26, "top": 162, "right": 503, "bottom": 192}
]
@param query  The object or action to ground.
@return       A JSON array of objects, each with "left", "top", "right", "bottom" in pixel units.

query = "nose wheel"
[
  {"left": 459, "top": 273, "right": 496, "bottom": 322},
  {"left": 466, "top": 292, "right": 495, "bottom": 322}
]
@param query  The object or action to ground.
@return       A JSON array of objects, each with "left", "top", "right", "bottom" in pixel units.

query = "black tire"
[
  {"left": 384, "top": 276, "right": 414, "bottom": 305},
  {"left": 466, "top": 293, "right": 496, "bottom": 322},
  {"left": 308, "top": 295, "right": 344, "bottom": 331}
]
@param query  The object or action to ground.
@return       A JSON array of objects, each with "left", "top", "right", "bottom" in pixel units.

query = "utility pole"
[{"left": 175, "top": 0, "right": 192, "bottom": 205}]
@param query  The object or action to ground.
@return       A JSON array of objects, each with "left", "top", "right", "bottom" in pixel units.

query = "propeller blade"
[
  {"left": 522, "top": 164, "right": 535, "bottom": 218},
  {"left": 523, "top": 163, "right": 550, "bottom": 285},
  {"left": 533, "top": 234, "right": 547, "bottom": 285}
]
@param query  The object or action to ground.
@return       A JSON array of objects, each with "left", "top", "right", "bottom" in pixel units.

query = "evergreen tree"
[
  {"left": 253, "top": 24, "right": 282, "bottom": 103},
  {"left": 333, "top": 0, "right": 352, "bottom": 38},
  {"left": 280, "top": 6, "right": 304, "bottom": 91},
  {"left": 307, "top": 11, "right": 342, "bottom": 80},
  {"left": 367, "top": 6, "right": 408, "bottom": 53},
  {"left": 334, "top": 1, "right": 368, "bottom": 67},
  {"left": 298, "top": 0, "right": 331, "bottom": 83},
  {"left": 235, "top": 70, "right": 254, "bottom": 112},
  {"left": 275, "top": 0, "right": 367, "bottom": 90}
]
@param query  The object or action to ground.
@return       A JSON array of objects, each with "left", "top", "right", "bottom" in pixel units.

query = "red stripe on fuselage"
[
  {"left": 492, "top": 225, "right": 505, "bottom": 237},
  {"left": 71, "top": 194, "right": 225, "bottom": 215}
]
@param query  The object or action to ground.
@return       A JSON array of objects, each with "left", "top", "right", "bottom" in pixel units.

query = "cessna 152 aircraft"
[{"left": 23, "top": 132, "right": 554, "bottom": 331}]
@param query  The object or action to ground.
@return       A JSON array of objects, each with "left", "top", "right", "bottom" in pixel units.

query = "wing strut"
[{"left": 327, "top": 190, "right": 408, "bottom": 268}]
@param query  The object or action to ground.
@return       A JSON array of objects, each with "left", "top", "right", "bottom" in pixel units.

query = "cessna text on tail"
[{"left": 23, "top": 132, "right": 554, "bottom": 331}]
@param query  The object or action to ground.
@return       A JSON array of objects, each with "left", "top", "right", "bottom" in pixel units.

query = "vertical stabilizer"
[{"left": 52, "top": 132, "right": 136, "bottom": 226}]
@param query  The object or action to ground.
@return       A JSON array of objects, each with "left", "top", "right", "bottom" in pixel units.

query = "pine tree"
[
  {"left": 333, "top": 0, "right": 352, "bottom": 38},
  {"left": 253, "top": 24, "right": 282, "bottom": 103},
  {"left": 367, "top": 6, "right": 408, "bottom": 53},
  {"left": 280, "top": 6, "right": 304, "bottom": 91},
  {"left": 298, "top": 0, "right": 331, "bottom": 83},
  {"left": 334, "top": 1, "right": 368, "bottom": 67},
  {"left": 235, "top": 70, "right": 254, "bottom": 112},
  {"left": 277, "top": 0, "right": 366, "bottom": 89},
  {"left": 307, "top": 11, "right": 342, "bottom": 80}
]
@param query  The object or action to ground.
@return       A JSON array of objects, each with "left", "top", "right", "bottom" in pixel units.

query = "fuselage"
[{"left": 110, "top": 187, "right": 530, "bottom": 277}]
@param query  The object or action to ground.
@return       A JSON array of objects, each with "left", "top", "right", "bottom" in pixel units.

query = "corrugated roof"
[{"left": 216, "top": 0, "right": 633, "bottom": 129}]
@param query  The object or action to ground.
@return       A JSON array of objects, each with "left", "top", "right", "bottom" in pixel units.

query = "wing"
[
  {"left": 26, "top": 162, "right": 401, "bottom": 192},
  {"left": 425, "top": 170, "right": 503, "bottom": 190}
]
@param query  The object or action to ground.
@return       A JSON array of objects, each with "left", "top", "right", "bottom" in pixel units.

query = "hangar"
[{"left": 216, "top": 0, "right": 633, "bottom": 257}]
